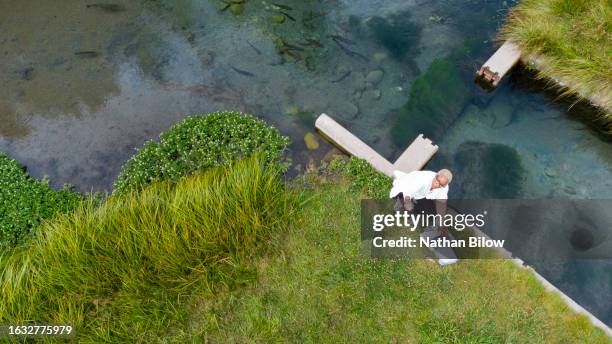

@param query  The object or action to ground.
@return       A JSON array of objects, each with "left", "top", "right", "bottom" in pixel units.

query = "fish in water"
[
  {"left": 280, "top": 11, "right": 296, "bottom": 21},
  {"left": 74, "top": 51, "right": 100, "bottom": 58},
  {"left": 282, "top": 49, "right": 301, "bottom": 60},
  {"left": 86, "top": 3, "right": 125, "bottom": 12},
  {"left": 271, "top": 3, "right": 293, "bottom": 11},
  {"left": 332, "top": 39, "right": 369, "bottom": 62},
  {"left": 230, "top": 65, "right": 255, "bottom": 77},
  {"left": 247, "top": 41, "right": 262, "bottom": 55},
  {"left": 300, "top": 38, "right": 323, "bottom": 48},
  {"left": 329, "top": 34, "right": 356, "bottom": 45},
  {"left": 331, "top": 70, "right": 351, "bottom": 83},
  {"left": 280, "top": 39, "right": 304, "bottom": 52}
]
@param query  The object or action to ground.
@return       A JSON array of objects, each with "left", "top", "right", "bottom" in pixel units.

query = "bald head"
[
  {"left": 431, "top": 169, "right": 452, "bottom": 189},
  {"left": 437, "top": 169, "right": 453, "bottom": 184}
]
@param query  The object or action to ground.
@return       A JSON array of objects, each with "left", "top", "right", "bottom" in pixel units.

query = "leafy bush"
[
  {"left": 0, "top": 153, "right": 81, "bottom": 248},
  {"left": 0, "top": 155, "right": 299, "bottom": 341},
  {"left": 113, "top": 111, "right": 290, "bottom": 195}
]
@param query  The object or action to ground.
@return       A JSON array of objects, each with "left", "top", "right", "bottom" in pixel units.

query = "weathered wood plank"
[
  {"left": 393, "top": 134, "right": 439, "bottom": 173},
  {"left": 476, "top": 41, "right": 522, "bottom": 88},
  {"left": 315, "top": 113, "right": 395, "bottom": 176}
]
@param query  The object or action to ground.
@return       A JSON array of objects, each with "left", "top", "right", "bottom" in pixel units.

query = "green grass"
[
  {"left": 186, "top": 171, "right": 611, "bottom": 343},
  {"left": 1, "top": 156, "right": 610, "bottom": 342},
  {"left": 0, "top": 155, "right": 299, "bottom": 342},
  {"left": 501, "top": 0, "right": 612, "bottom": 120}
]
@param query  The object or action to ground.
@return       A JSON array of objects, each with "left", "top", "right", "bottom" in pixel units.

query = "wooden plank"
[
  {"left": 476, "top": 41, "right": 522, "bottom": 87},
  {"left": 393, "top": 134, "right": 439, "bottom": 173},
  {"left": 315, "top": 113, "right": 395, "bottom": 176}
]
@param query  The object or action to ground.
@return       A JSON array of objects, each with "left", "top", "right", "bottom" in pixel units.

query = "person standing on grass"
[{"left": 389, "top": 169, "right": 453, "bottom": 235}]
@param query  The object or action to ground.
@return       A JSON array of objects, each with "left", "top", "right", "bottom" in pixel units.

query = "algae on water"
[
  {"left": 366, "top": 11, "right": 422, "bottom": 61},
  {"left": 452, "top": 141, "right": 525, "bottom": 199},
  {"left": 390, "top": 58, "right": 468, "bottom": 147}
]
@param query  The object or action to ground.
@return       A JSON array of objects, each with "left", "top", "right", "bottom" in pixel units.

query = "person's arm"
[{"left": 435, "top": 188, "right": 449, "bottom": 235}]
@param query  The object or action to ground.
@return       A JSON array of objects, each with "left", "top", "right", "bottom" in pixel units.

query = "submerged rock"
[
  {"left": 366, "top": 69, "right": 384, "bottom": 86},
  {"left": 373, "top": 52, "right": 388, "bottom": 64},
  {"left": 273, "top": 14, "right": 285, "bottom": 24},
  {"left": 369, "top": 89, "right": 382, "bottom": 100},
  {"left": 304, "top": 132, "right": 320, "bottom": 150},
  {"left": 229, "top": 4, "right": 244, "bottom": 16},
  {"left": 340, "top": 101, "right": 359, "bottom": 119},
  {"left": 286, "top": 105, "right": 300, "bottom": 116}
]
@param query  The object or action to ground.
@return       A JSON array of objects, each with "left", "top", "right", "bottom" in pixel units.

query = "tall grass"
[
  {"left": 0, "top": 155, "right": 299, "bottom": 341},
  {"left": 500, "top": 0, "right": 612, "bottom": 122}
]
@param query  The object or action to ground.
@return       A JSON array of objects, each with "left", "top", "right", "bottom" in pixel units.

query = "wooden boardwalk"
[{"left": 315, "top": 113, "right": 438, "bottom": 176}]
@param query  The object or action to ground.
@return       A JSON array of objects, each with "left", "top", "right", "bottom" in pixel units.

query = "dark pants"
[{"left": 394, "top": 193, "right": 441, "bottom": 216}]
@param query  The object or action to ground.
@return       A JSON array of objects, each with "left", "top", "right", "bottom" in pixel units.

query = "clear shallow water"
[{"left": 1, "top": 0, "right": 611, "bottom": 326}]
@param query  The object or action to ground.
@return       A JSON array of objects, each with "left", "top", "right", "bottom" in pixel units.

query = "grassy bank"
[
  {"left": 0, "top": 157, "right": 610, "bottom": 342},
  {"left": 500, "top": 0, "right": 611, "bottom": 121},
  {"left": 0, "top": 156, "right": 299, "bottom": 341},
  {"left": 186, "top": 164, "right": 610, "bottom": 343}
]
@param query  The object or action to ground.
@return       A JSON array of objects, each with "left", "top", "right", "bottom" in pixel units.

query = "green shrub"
[
  {"left": 0, "top": 155, "right": 299, "bottom": 341},
  {"left": 113, "top": 111, "right": 290, "bottom": 195},
  {"left": 0, "top": 153, "right": 81, "bottom": 248}
]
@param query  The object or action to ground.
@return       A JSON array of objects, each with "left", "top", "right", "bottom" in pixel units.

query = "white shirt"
[{"left": 388, "top": 170, "right": 448, "bottom": 200}]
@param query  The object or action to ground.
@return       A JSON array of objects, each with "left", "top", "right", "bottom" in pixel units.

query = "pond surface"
[{"left": 1, "top": 0, "right": 611, "bottom": 326}]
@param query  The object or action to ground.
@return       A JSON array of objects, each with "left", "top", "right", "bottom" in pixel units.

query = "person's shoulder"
[
  {"left": 417, "top": 170, "right": 436, "bottom": 178},
  {"left": 392, "top": 170, "right": 410, "bottom": 179}
]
